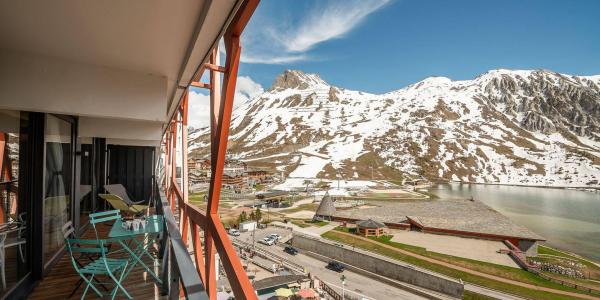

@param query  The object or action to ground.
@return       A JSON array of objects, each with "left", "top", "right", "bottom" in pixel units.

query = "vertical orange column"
[
  {"left": 180, "top": 93, "right": 190, "bottom": 245},
  {"left": 205, "top": 33, "right": 257, "bottom": 299},
  {"left": 170, "top": 121, "right": 178, "bottom": 212},
  {"left": 204, "top": 46, "right": 220, "bottom": 300}
]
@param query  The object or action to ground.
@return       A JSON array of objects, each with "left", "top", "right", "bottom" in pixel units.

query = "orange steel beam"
[
  {"left": 190, "top": 224, "right": 206, "bottom": 284},
  {"left": 186, "top": 204, "right": 207, "bottom": 227},
  {"left": 205, "top": 31, "right": 257, "bottom": 299},
  {"left": 204, "top": 45, "right": 220, "bottom": 300},
  {"left": 180, "top": 93, "right": 190, "bottom": 245},
  {"left": 210, "top": 214, "right": 255, "bottom": 297},
  {"left": 190, "top": 81, "right": 211, "bottom": 89},
  {"left": 227, "top": 0, "right": 260, "bottom": 37},
  {"left": 204, "top": 222, "right": 217, "bottom": 299},
  {"left": 159, "top": 1, "right": 260, "bottom": 298},
  {"left": 204, "top": 63, "right": 226, "bottom": 73},
  {"left": 170, "top": 120, "right": 177, "bottom": 212}
]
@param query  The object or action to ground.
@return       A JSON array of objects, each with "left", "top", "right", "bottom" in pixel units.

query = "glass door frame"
[{"left": 41, "top": 114, "right": 78, "bottom": 272}]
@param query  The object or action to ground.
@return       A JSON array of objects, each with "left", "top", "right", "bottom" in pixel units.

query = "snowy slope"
[{"left": 191, "top": 69, "right": 600, "bottom": 187}]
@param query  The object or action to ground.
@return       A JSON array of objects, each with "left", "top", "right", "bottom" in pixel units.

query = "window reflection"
[
  {"left": 0, "top": 110, "right": 28, "bottom": 294},
  {"left": 43, "top": 115, "right": 72, "bottom": 265}
]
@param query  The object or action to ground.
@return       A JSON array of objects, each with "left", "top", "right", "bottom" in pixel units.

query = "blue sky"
[
  {"left": 239, "top": 0, "right": 600, "bottom": 93},
  {"left": 189, "top": 0, "right": 600, "bottom": 127}
]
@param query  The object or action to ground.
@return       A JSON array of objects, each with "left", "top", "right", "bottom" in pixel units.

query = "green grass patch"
[
  {"left": 322, "top": 230, "right": 592, "bottom": 300},
  {"left": 280, "top": 203, "right": 318, "bottom": 214},
  {"left": 463, "top": 290, "right": 497, "bottom": 300},
  {"left": 189, "top": 191, "right": 207, "bottom": 204},
  {"left": 312, "top": 220, "right": 329, "bottom": 227},
  {"left": 290, "top": 219, "right": 310, "bottom": 228},
  {"left": 289, "top": 219, "right": 329, "bottom": 228}
]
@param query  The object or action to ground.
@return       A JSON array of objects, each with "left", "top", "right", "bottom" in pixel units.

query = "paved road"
[{"left": 272, "top": 244, "right": 430, "bottom": 300}]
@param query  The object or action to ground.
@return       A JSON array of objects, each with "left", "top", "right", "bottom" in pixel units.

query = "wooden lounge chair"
[
  {"left": 98, "top": 194, "right": 147, "bottom": 216},
  {"left": 103, "top": 184, "right": 146, "bottom": 206}
]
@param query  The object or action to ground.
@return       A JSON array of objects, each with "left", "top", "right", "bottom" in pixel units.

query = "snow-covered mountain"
[{"left": 191, "top": 69, "right": 600, "bottom": 187}]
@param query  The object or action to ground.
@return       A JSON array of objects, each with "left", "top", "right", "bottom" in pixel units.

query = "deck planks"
[{"left": 28, "top": 221, "right": 167, "bottom": 300}]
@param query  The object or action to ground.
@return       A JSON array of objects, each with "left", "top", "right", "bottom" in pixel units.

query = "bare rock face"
[
  {"left": 268, "top": 70, "right": 327, "bottom": 91},
  {"left": 485, "top": 70, "right": 600, "bottom": 140},
  {"left": 520, "top": 111, "right": 556, "bottom": 134}
]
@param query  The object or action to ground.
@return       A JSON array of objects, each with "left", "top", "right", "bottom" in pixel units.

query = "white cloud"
[
  {"left": 188, "top": 91, "right": 210, "bottom": 129},
  {"left": 241, "top": 53, "right": 308, "bottom": 64},
  {"left": 235, "top": 76, "right": 265, "bottom": 104},
  {"left": 242, "top": 0, "right": 390, "bottom": 64},
  {"left": 187, "top": 76, "right": 264, "bottom": 128}
]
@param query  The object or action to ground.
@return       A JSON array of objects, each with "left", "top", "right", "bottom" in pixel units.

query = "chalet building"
[
  {"left": 356, "top": 219, "right": 386, "bottom": 237},
  {"left": 245, "top": 169, "right": 269, "bottom": 186},
  {"left": 222, "top": 172, "right": 245, "bottom": 189},
  {"left": 256, "top": 190, "right": 289, "bottom": 207},
  {"left": 188, "top": 158, "right": 211, "bottom": 172},
  {"left": 224, "top": 159, "right": 247, "bottom": 174}
]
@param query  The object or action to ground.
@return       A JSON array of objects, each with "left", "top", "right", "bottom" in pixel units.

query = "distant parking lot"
[{"left": 234, "top": 226, "right": 292, "bottom": 246}]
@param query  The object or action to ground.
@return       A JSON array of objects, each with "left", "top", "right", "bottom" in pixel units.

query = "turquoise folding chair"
[
  {"left": 65, "top": 238, "right": 131, "bottom": 299},
  {"left": 89, "top": 210, "right": 122, "bottom": 240}
]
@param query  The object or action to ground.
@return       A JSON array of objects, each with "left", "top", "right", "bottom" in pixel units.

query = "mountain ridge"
[{"left": 190, "top": 68, "right": 600, "bottom": 187}]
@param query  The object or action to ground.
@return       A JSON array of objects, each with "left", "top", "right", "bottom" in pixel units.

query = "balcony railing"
[
  {"left": 155, "top": 182, "right": 208, "bottom": 299},
  {"left": 157, "top": 2, "right": 260, "bottom": 299}
]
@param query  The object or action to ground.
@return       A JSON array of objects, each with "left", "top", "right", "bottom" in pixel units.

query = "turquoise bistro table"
[{"left": 108, "top": 215, "right": 164, "bottom": 283}]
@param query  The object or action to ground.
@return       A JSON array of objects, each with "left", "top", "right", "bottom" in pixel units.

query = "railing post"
[
  {"left": 160, "top": 238, "right": 170, "bottom": 296},
  {"left": 169, "top": 243, "right": 181, "bottom": 300}
]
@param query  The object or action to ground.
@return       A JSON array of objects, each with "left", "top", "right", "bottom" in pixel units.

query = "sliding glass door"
[
  {"left": 43, "top": 115, "right": 74, "bottom": 266},
  {"left": 0, "top": 110, "right": 30, "bottom": 296}
]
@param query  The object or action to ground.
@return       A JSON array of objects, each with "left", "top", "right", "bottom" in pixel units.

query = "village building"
[
  {"left": 313, "top": 192, "right": 336, "bottom": 221},
  {"left": 356, "top": 219, "right": 386, "bottom": 237},
  {"left": 256, "top": 190, "right": 289, "bottom": 207},
  {"left": 245, "top": 169, "right": 268, "bottom": 185}
]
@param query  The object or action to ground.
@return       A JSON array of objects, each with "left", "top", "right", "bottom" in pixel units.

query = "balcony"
[
  {"left": 28, "top": 218, "right": 166, "bottom": 299},
  {"left": 27, "top": 183, "right": 210, "bottom": 299}
]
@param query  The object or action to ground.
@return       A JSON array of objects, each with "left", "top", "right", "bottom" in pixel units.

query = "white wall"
[
  {"left": 0, "top": 49, "right": 167, "bottom": 122},
  {"left": 79, "top": 116, "right": 162, "bottom": 143}
]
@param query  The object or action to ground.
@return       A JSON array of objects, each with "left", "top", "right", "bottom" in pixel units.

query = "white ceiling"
[{"left": 0, "top": 0, "right": 240, "bottom": 120}]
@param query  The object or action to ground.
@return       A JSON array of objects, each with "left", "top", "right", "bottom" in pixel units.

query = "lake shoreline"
[
  {"left": 429, "top": 183, "right": 600, "bottom": 262},
  {"left": 431, "top": 180, "right": 600, "bottom": 191}
]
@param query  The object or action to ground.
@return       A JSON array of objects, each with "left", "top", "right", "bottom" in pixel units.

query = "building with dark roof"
[{"left": 356, "top": 219, "right": 386, "bottom": 237}]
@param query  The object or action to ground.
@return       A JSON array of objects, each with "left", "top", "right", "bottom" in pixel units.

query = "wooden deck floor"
[{"left": 29, "top": 221, "right": 167, "bottom": 300}]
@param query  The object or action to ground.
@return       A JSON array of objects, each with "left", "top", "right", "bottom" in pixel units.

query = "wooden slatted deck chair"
[
  {"left": 98, "top": 194, "right": 147, "bottom": 216},
  {"left": 65, "top": 238, "right": 131, "bottom": 299}
]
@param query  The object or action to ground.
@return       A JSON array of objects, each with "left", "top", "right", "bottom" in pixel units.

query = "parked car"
[
  {"left": 267, "top": 233, "right": 282, "bottom": 241},
  {"left": 283, "top": 246, "right": 298, "bottom": 255},
  {"left": 326, "top": 261, "right": 345, "bottom": 272},
  {"left": 259, "top": 237, "right": 275, "bottom": 246},
  {"left": 228, "top": 229, "right": 240, "bottom": 236}
]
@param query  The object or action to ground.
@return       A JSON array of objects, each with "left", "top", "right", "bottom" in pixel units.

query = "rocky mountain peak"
[
  {"left": 192, "top": 68, "right": 600, "bottom": 187},
  {"left": 268, "top": 70, "right": 328, "bottom": 91}
]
